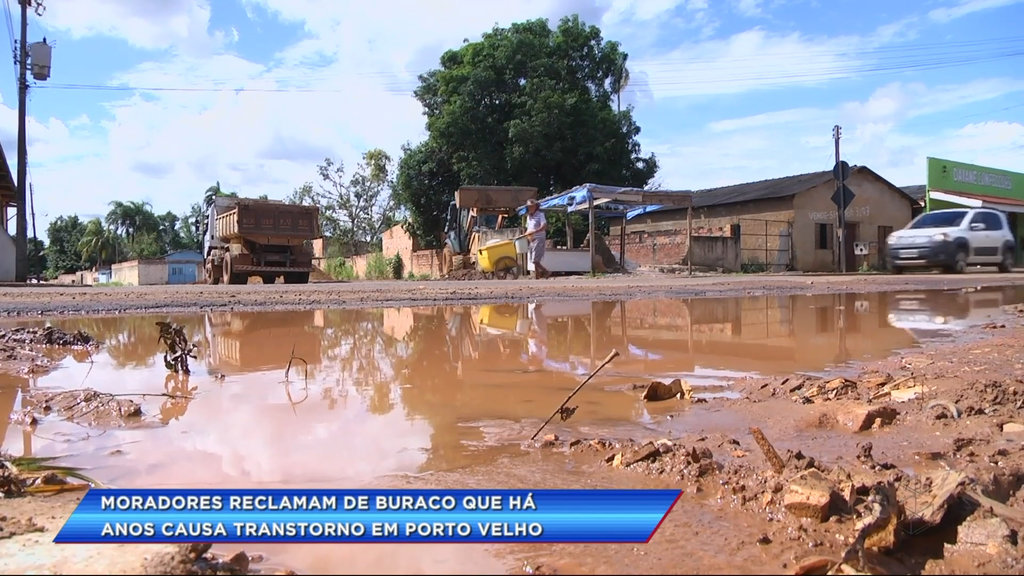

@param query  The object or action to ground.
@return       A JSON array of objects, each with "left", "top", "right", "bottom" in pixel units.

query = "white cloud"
[
  {"left": 928, "top": 0, "right": 1024, "bottom": 22},
  {"left": 735, "top": 0, "right": 764, "bottom": 17},
  {"left": 632, "top": 28, "right": 867, "bottom": 98},
  {"left": 40, "top": 0, "right": 225, "bottom": 55}
]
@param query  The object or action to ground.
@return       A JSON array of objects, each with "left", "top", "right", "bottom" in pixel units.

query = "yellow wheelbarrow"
[{"left": 477, "top": 239, "right": 523, "bottom": 280}]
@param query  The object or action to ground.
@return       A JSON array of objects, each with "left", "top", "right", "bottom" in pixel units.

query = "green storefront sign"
[
  {"left": 925, "top": 157, "right": 1024, "bottom": 265},
  {"left": 926, "top": 157, "right": 1024, "bottom": 203}
]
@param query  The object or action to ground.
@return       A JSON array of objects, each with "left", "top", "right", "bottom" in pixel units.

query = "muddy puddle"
[{"left": 3, "top": 286, "right": 1024, "bottom": 574}]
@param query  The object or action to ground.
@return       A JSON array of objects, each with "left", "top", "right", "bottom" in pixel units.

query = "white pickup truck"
[{"left": 886, "top": 208, "right": 1016, "bottom": 274}]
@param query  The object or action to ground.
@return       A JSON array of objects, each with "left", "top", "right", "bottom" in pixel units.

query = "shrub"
[
  {"left": 323, "top": 257, "right": 356, "bottom": 280},
  {"left": 740, "top": 261, "right": 768, "bottom": 274},
  {"left": 364, "top": 252, "right": 390, "bottom": 280},
  {"left": 387, "top": 254, "right": 404, "bottom": 279}
]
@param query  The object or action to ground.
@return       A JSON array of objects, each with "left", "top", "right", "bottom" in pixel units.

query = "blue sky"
[{"left": 1, "top": 0, "right": 1022, "bottom": 238}]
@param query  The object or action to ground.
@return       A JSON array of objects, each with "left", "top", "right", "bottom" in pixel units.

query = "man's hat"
[{"left": 526, "top": 198, "right": 540, "bottom": 207}]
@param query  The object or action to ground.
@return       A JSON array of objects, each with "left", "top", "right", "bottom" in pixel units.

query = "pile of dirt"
[
  {"left": 442, "top": 268, "right": 489, "bottom": 281},
  {"left": 0, "top": 327, "right": 98, "bottom": 378},
  {"left": 539, "top": 430, "right": 1023, "bottom": 575},
  {"left": 18, "top": 389, "right": 144, "bottom": 429},
  {"left": 0, "top": 326, "right": 95, "bottom": 347},
  {"left": 142, "top": 543, "right": 286, "bottom": 575}
]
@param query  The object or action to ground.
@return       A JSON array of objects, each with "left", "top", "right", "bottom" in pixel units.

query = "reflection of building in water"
[
  {"left": 470, "top": 294, "right": 920, "bottom": 376},
  {"left": 204, "top": 310, "right": 324, "bottom": 375},
  {"left": 615, "top": 294, "right": 916, "bottom": 374}
]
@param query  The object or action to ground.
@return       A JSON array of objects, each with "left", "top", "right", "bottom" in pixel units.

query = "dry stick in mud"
[
  {"left": 285, "top": 344, "right": 309, "bottom": 381},
  {"left": 750, "top": 426, "right": 786, "bottom": 474},
  {"left": 530, "top": 349, "right": 620, "bottom": 441}
]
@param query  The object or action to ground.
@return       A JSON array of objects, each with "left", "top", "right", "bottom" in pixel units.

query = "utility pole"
[
  {"left": 14, "top": 0, "right": 47, "bottom": 282},
  {"left": 833, "top": 125, "right": 846, "bottom": 274},
  {"left": 15, "top": 0, "right": 28, "bottom": 282}
]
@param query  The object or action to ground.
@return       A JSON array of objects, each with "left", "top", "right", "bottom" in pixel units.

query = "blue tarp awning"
[{"left": 517, "top": 183, "right": 692, "bottom": 221}]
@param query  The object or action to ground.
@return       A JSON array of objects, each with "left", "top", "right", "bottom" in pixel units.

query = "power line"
[{"left": 31, "top": 47, "right": 1024, "bottom": 96}]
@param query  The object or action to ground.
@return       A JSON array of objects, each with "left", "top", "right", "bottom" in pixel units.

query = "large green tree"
[
  {"left": 287, "top": 149, "right": 398, "bottom": 255},
  {"left": 45, "top": 215, "right": 87, "bottom": 277},
  {"left": 27, "top": 236, "right": 47, "bottom": 278},
  {"left": 393, "top": 140, "right": 460, "bottom": 249},
  {"left": 395, "top": 14, "right": 658, "bottom": 247}
]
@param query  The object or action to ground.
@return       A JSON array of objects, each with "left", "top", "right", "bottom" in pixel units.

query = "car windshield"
[{"left": 908, "top": 210, "right": 967, "bottom": 229}]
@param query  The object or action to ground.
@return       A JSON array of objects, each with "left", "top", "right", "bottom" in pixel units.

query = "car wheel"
[
  {"left": 951, "top": 251, "right": 968, "bottom": 274},
  {"left": 889, "top": 264, "right": 903, "bottom": 275},
  {"left": 998, "top": 247, "right": 1014, "bottom": 273}
]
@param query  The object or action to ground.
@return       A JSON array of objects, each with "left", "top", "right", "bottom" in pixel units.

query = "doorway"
[{"left": 877, "top": 225, "right": 893, "bottom": 269}]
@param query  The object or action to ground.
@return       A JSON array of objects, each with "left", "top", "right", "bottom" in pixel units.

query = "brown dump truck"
[{"left": 203, "top": 197, "right": 320, "bottom": 285}]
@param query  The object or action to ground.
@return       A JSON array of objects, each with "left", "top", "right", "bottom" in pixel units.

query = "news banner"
[{"left": 54, "top": 489, "right": 681, "bottom": 544}]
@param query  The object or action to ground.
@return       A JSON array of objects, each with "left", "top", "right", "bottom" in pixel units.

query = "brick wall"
[
  {"left": 381, "top": 224, "right": 415, "bottom": 269},
  {"left": 621, "top": 229, "right": 691, "bottom": 266},
  {"left": 410, "top": 249, "right": 444, "bottom": 277}
]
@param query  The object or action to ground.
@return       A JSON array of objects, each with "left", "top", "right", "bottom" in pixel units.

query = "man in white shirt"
[{"left": 524, "top": 199, "right": 550, "bottom": 279}]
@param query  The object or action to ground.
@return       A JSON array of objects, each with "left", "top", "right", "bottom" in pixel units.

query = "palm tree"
[
  {"left": 78, "top": 218, "right": 118, "bottom": 268},
  {"left": 204, "top": 181, "right": 239, "bottom": 213},
  {"left": 105, "top": 200, "right": 161, "bottom": 258},
  {"left": 203, "top": 182, "right": 223, "bottom": 214},
  {"left": 611, "top": 53, "right": 630, "bottom": 113}
]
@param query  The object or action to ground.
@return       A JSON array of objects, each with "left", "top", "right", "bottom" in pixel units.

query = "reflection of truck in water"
[
  {"left": 204, "top": 310, "right": 323, "bottom": 374},
  {"left": 886, "top": 287, "right": 1021, "bottom": 332},
  {"left": 203, "top": 197, "right": 320, "bottom": 285}
]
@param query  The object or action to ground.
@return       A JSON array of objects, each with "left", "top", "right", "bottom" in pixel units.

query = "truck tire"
[
  {"left": 998, "top": 244, "right": 1015, "bottom": 273},
  {"left": 261, "top": 274, "right": 278, "bottom": 285},
  {"left": 222, "top": 253, "right": 246, "bottom": 285},
  {"left": 206, "top": 262, "right": 220, "bottom": 285},
  {"left": 284, "top": 272, "right": 310, "bottom": 284}
]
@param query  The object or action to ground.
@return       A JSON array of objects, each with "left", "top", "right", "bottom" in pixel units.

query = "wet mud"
[{"left": 1, "top": 285, "right": 1024, "bottom": 574}]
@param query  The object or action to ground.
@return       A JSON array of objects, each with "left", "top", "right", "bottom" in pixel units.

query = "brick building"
[{"left": 614, "top": 166, "right": 916, "bottom": 272}]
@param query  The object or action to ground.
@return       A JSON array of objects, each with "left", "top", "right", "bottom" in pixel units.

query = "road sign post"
[{"left": 832, "top": 125, "right": 849, "bottom": 272}]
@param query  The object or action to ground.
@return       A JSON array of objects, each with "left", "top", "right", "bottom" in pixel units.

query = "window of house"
[{"left": 816, "top": 223, "right": 834, "bottom": 250}]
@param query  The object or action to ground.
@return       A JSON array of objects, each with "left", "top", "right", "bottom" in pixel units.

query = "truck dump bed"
[{"left": 214, "top": 199, "right": 319, "bottom": 242}]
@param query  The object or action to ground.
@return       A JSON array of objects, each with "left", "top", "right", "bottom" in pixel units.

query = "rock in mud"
[
  {"left": 783, "top": 469, "right": 837, "bottom": 522},
  {"left": 1002, "top": 422, "right": 1024, "bottom": 435},
  {"left": 840, "top": 405, "right": 899, "bottom": 432},
  {"left": 642, "top": 379, "right": 692, "bottom": 402},
  {"left": 948, "top": 517, "right": 1017, "bottom": 555},
  {"left": 227, "top": 550, "right": 250, "bottom": 573}
]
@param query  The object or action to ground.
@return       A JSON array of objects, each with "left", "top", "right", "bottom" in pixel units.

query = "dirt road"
[{"left": 3, "top": 272, "right": 1024, "bottom": 317}]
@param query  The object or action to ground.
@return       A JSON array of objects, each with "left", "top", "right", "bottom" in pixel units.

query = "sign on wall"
[{"left": 926, "top": 157, "right": 1024, "bottom": 201}]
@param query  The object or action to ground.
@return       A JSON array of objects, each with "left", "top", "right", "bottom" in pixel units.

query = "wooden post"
[
  {"left": 566, "top": 211, "right": 573, "bottom": 248},
  {"left": 588, "top": 193, "right": 596, "bottom": 275},
  {"left": 687, "top": 205, "right": 693, "bottom": 276},
  {"left": 619, "top": 215, "right": 626, "bottom": 269}
]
